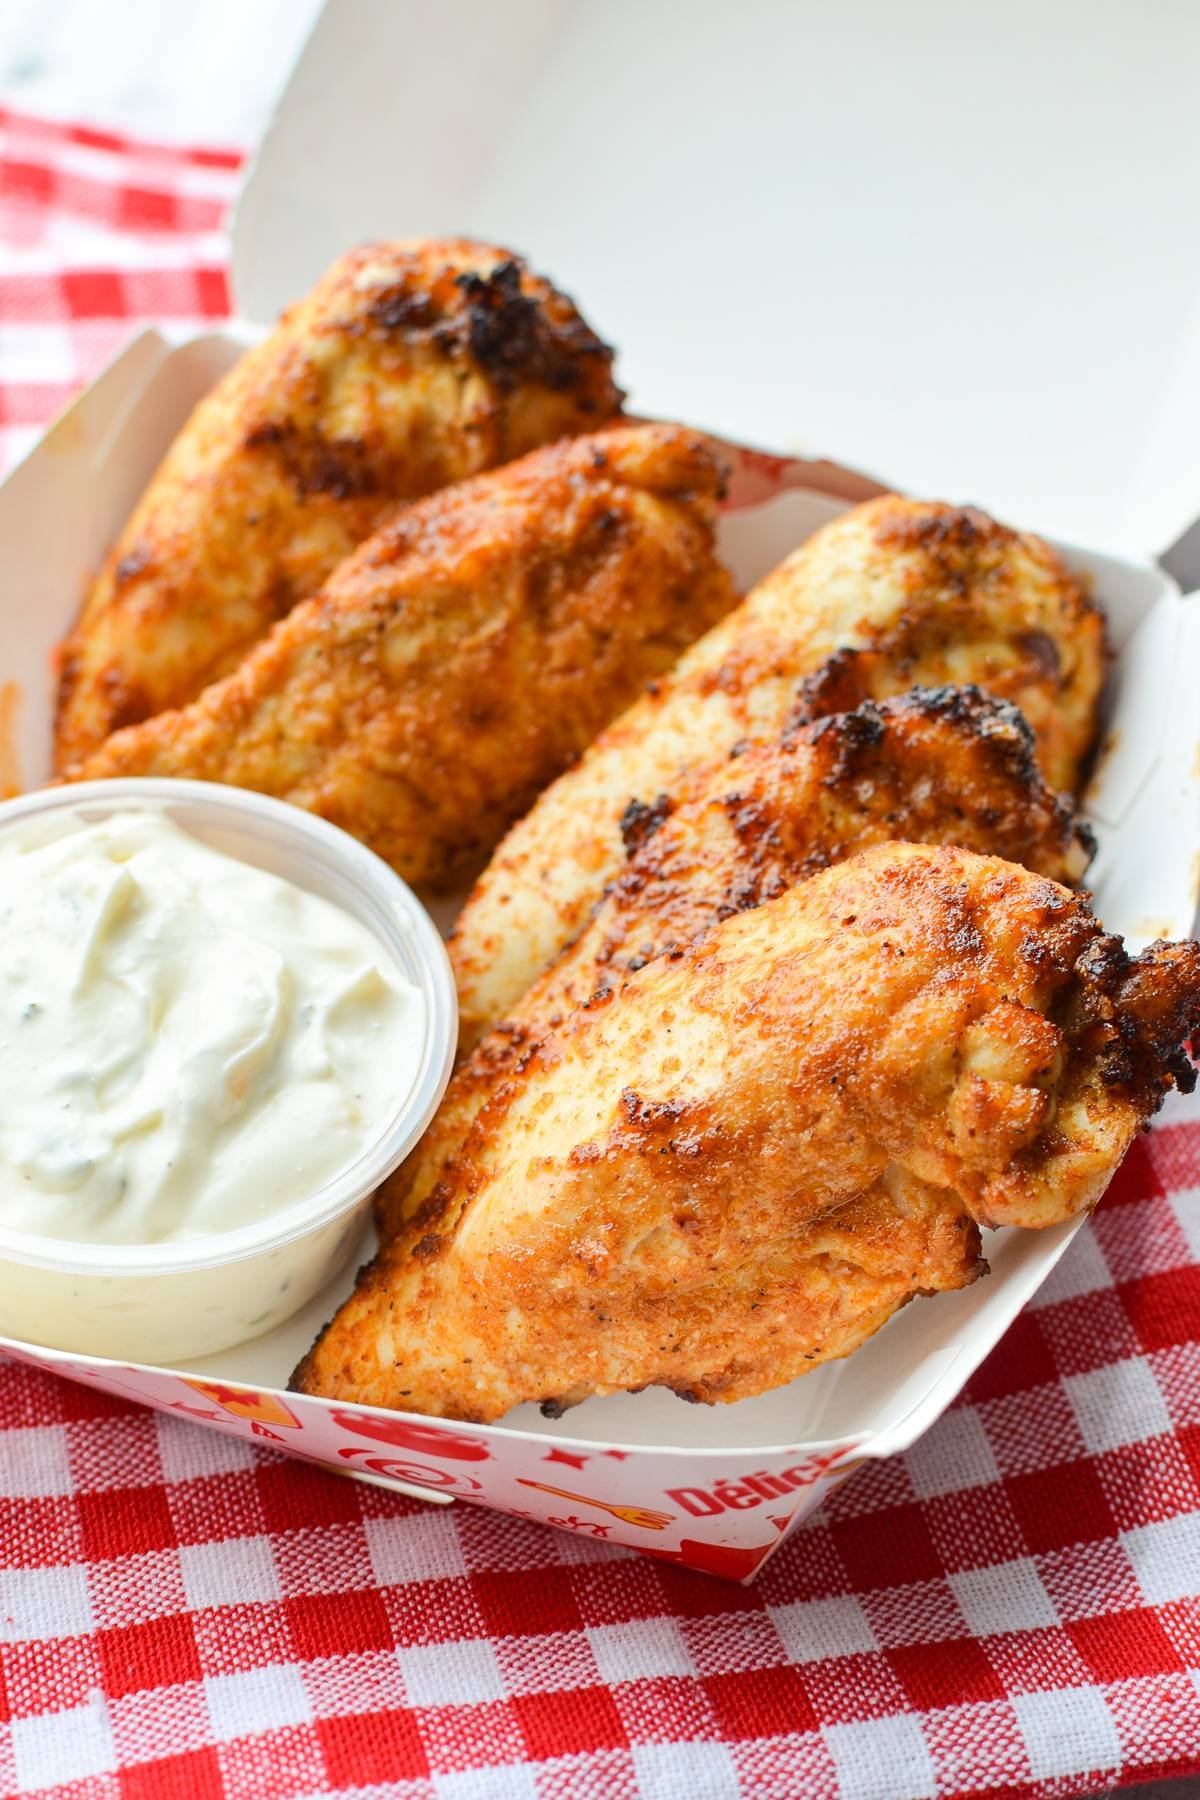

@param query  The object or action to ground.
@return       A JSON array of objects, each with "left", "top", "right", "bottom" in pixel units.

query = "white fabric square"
[
  {"left": 10, "top": 1696, "right": 115, "bottom": 1790},
  {"left": 1065, "top": 1357, "right": 1171, "bottom": 1454},
  {"left": 587, "top": 1619, "right": 694, "bottom": 1683},
  {"left": 0, "top": 1563, "right": 93, "bottom": 1642},
  {"left": 1027, "top": 1227, "right": 1110, "bottom": 1307},
  {"left": 1168, "top": 1186, "right": 1200, "bottom": 1261},
  {"left": 400, "top": 1637, "right": 506, "bottom": 1707},
  {"left": 365, "top": 1511, "right": 466, "bottom": 1586},
  {"left": 1121, "top": 1513, "right": 1200, "bottom": 1605},
  {"left": 205, "top": 1664, "right": 311, "bottom": 1741},
  {"left": 0, "top": 1425, "right": 74, "bottom": 1497},
  {"left": 1013, "top": 1686, "right": 1121, "bottom": 1781},
  {"left": 180, "top": 1535, "right": 281, "bottom": 1610},
  {"left": 950, "top": 1558, "right": 1058, "bottom": 1637},
  {"left": 156, "top": 1414, "right": 257, "bottom": 1482},
  {"left": 769, "top": 1594, "right": 877, "bottom": 1665},
  {"left": 0, "top": 323, "right": 76, "bottom": 381},
  {"left": 907, "top": 1406, "right": 1001, "bottom": 1498},
  {"left": 632, "top": 1741, "right": 740, "bottom": 1800},
  {"left": 434, "top": 1766, "right": 539, "bottom": 1800},
  {"left": 826, "top": 1714, "right": 936, "bottom": 1799}
]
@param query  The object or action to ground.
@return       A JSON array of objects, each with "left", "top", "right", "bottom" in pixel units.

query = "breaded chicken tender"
[
  {"left": 295, "top": 844, "right": 1200, "bottom": 1420},
  {"left": 378, "top": 685, "right": 1094, "bottom": 1238},
  {"left": 450, "top": 497, "right": 1105, "bottom": 1048},
  {"left": 67, "top": 425, "right": 736, "bottom": 889},
  {"left": 55, "top": 239, "right": 623, "bottom": 767}
]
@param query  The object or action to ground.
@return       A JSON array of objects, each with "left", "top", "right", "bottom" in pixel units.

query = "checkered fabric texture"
[{"left": 0, "top": 103, "right": 1199, "bottom": 1800}]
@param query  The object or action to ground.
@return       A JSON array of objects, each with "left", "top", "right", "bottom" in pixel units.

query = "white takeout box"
[{"left": 1, "top": 2, "right": 1199, "bottom": 1581}]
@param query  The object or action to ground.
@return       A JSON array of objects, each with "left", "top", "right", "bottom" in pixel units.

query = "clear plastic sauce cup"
[{"left": 0, "top": 779, "right": 457, "bottom": 1365}]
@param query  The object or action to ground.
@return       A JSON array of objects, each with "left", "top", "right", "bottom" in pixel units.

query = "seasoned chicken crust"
[
  {"left": 56, "top": 238, "right": 623, "bottom": 766},
  {"left": 379, "top": 684, "right": 1095, "bottom": 1237},
  {"left": 296, "top": 845, "right": 1200, "bottom": 1421},
  {"left": 68, "top": 424, "right": 736, "bottom": 889},
  {"left": 450, "top": 497, "right": 1106, "bottom": 1048}
]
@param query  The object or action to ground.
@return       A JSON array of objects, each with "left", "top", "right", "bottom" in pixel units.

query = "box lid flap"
[{"left": 233, "top": 0, "right": 1200, "bottom": 555}]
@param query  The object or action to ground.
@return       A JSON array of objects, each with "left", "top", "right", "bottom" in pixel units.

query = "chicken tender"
[
  {"left": 55, "top": 239, "right": 623, "bottom": 767},
  {"left": 295, "top": 844, "right": 1200, "bottom": 1420},
  {"left": 378, "top": 684, "right": 1094, "bottom": 1238},
  {"left": 67, "top": 425, "right": 736, "bottom": 888},
  {"left": 450, "top": 497, "right": 1105, "bottom": 1048}
]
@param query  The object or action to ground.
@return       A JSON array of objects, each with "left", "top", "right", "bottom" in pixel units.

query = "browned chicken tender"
[
  {"left": 67, "top": 424, "right": 736, "bottom": 889},
  {"left": 377, "top": 684, "right": 1095, "bottom": 1238},
  {"left": 450, "top": 497, "right": 1106, "bottom": 1049},
  {"left": 294, "top": 844, "right": 1200, "bottom": 1421},
  {"left": 55, "top": 239, "right": 624, "bottom": 767}
]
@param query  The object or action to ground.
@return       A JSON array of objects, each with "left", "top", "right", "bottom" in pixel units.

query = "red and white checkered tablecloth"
[{"left": 1, "top": 103, "right": 1199, "bottom": 1800}]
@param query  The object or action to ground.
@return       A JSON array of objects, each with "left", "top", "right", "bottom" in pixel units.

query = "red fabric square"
[
  {"left": 97, "top": 1615, "right": 202, "bottom": 1700},
  {"left": 653, "top": 1562, "right": 767, "bottom": 1620},
  {"left": 118, "top": 184, "right": 178, "bottom": 231},
  {"left": 1005, "top": 1459, "right": 1116, "bottom": 1555},
  {"left": 923, "top": 1486, "right": 1027, "bottom": 1574},
  {"left": 704, "top": 1666, "right": 817, "bottom": 1738},
  {"left": 514, "top": 1687, "right": 628, "bottom": 1761},
  {"left": 195, "top": 266, "right": 231, "bottom": 316},
  {"left": 888, "top": 1637, "right": 1005, "bottom": 1711},
  {"left": 192, "top": 146, "right": 242, "bottom": 171},
  {"left": 831, "top": 1504, "right": 943, "bottom": 1591},
  {"left": 1179, "top": 1422, "right": 1200, "bottom": 1489},
  {"left": 285, "top": 1590, "right": 393, "bottom": 1661},
  {"left": 964, "top": 1312, "right": 1058, "bottom": 1401},
  {"left": 120, "top": 1748, "right": 223, "bottom": 1800},
  {"left": 60, "top": 268, "right": 126, "bottom": 318},
  {"left": 1103, "top": 1137, "right": 1166, "bottom": 1206},
  {"left": 472, "top": 1567, "right": 583, "bottom": 1638},
  {"left": 1121, "top": 1266, "right": 1200, "bottom": 1354},
  {"left": 53, "top": 1376, "right": 132, "bottom": 1423},
  {"left": 1068, "top": 1609, "right": 1186, "bottom": 1682},
  {"left": 0, "top": 158, "right": 53, "bottom": 205},
  {"left": 0, "top": 1358, "right": 63, "bottom": 1426},
  {"left": 73, "top": 122, "right": 125, "bottom": 154},
  {"left": 256, "top": 1461, "right": 363, "bottom": 1533},
  {"left": 317, "top": 1708, "right": 428, "bottom": 1786},
  {"left": 79, "top": 1485, "right": 176, "bottom": 1560}
]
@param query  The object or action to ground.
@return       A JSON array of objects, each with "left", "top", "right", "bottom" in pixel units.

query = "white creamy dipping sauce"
[{"left": 0, "top": 809, "right": 423, "bottom": 1246}]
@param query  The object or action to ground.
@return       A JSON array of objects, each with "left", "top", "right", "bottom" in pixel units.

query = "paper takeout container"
[{"left": 1, "top": 3, "right": 1199, "bottom": 1580}]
